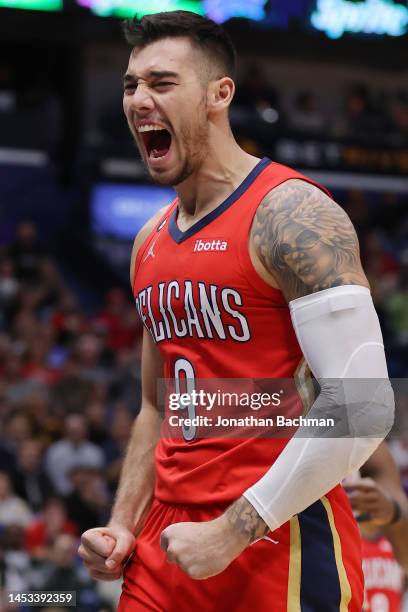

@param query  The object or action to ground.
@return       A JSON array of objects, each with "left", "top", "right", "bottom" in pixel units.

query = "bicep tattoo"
[{"left": 251, "top": 179, "right": 368, "bottom": 301}]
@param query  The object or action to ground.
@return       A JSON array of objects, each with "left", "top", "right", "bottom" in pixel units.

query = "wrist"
[
  {"left": 108, "top": 512, "right": 135, "bottom": 532},
  {"left": 217, "top": 512, "right": 251, "bottom": 551},
  {"left": 223, "top": 496, "right": 270, "bottom": 547},
  {"left": 387, "top": 499, "right": 402, "bottom": 526}
]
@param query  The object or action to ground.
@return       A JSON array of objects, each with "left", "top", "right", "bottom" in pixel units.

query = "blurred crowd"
[
  {"left": 233, "top": 63, "right": 408, "bottom": 145},
  {"left": 0, "top": 222, "right": 142, "bottom": 610},
  {"left": 342, "top": 189, "right": 408, "bottom": 377},
  {"left": 0, "top": 181, "right": 407, "bottom": 609}
]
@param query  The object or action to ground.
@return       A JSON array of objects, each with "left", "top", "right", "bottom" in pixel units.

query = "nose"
[
  {"left": 292, "top": 248, "right": 305, "bottom": 262},
  {"left": 126, "top": 82, "right": 155, "bottom": 115}
]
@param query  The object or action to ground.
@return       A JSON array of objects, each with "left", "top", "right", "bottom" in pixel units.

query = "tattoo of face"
[
  {"left": 225, "top": 496, "right": 270, "bottom": 544},
  {"left": 251, "top": 179, "right": 368, "bottom": 301}
]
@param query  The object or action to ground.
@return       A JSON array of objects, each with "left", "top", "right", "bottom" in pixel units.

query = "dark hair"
[{"left": 123, "top": 10, "right": 237, "bottom": 79}]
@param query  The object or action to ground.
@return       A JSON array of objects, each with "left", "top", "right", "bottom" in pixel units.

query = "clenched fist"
[
  {"left": 79, "top": 523, "right": 135, "bottom": 581},
  {"left": 160, "top": 515, "right": 249, "bottom": 580},
  {"left": 345, "top": 477, "right": 396, "bottom": 526}
]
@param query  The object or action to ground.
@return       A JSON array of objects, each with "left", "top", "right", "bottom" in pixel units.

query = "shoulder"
[
  {"left": 255, "top": 178, "right": 338, "bottom": 224},
  {"left": 251, "top": 178, "right": 368, "bottom": 301},
  {"left": 253, "top": 179, "right": 345, "bottom": 237},
  {"left": 130, "top": 205, "right": 171, "bottom": 286}
]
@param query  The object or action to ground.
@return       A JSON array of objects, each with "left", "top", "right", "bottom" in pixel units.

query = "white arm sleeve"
[{"left": 243, "top": 285, "right": 394, "bottom": 532}]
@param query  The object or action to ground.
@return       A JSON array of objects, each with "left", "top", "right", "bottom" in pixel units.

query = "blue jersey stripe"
[{"left": 298, "top": 499, "right": 342, "bottom": 611}]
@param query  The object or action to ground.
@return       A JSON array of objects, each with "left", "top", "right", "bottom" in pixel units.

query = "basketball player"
[
  {"left": 78, "top": 11, "right": 394, "bottom": 610},
  {"left": 346, "top": 443, "right": 408, "bottom": 611}
]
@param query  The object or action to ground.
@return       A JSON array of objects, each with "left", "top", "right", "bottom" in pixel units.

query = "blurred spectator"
[
  {"left": 0, "top": 525, "right": 32, "bottom": 592},
  {"left": 85, "top": 401, "right": 109, "bottom": 446},
  {"left": 35, "top": 257, "right": 65, "bottom": 315},
  {"left": 23, "top": 392, "right": 61, "bottom": 447},
  {"left": 111, "top": 347, "right": 141, "bottom": 413},
  {"left": 11, "top": 308, "right": 40, "bottom": 348},
  {"left": 103, "top": 405, "right": 133, "bottom": 489},
  {"left": 36, "top": 533, "right": 84, "bottom": 593},
  {"left": 65, "top": 467, "right": 109, "bottom": 534},
  {"left": 384, "top": 256, "right": 408, "bottom": 348},
  {"left": 10, "top": 439, "right": 54, "bottom": 512},
  {"left": 342, "top": 189, "right": 371, "bottom": 234},
  {"left": 0, "top": 332, "right": 11, "bottom": 370},
  {"left": 390, "top": 90, "right": 408, "bottom": 139},
  {"left": 361, "top": 230, "right": 399, "bottom": 304},
  {"left": 33, "top": 531, "right": 108, "bottom": 611},
  {"left": 345, "top": 84, "right": 377, "bottom": 136},
  {"left": 288, "top": 91, "right": 325, "bottom": 134},
  {"left": 0, "top": 257, "right": 19, "bottom": 328},
  {"left": 235, "top": 62, "right": 279, "bottom": 112},
  {"left": 0, "top": 443, "right": 15, "bottom": 473},
  {"left": 376, "top": 192, "right": 407, "bottom": 237},
  {"left": 74, "top": 333, "right": 114, "bottom": 386},
  {"left": 22, "top": 334, "right": 59, "bottom": 386},
  {"left": 51, "top": 355, "right": 93, "bottom": 414},
  {"left": 390, "top": 440, "right": 408, "bottom": 495},
  {"left": 44, "top": 414, "right": 104, "bottom": 495},
  {"left": 3, "top": 352, "right": 46, "bottom": 404},
  {"left": 345, "top": 444, "right": 408, "bottom": 610},
  {"left": 2, "top": 411, "right": 35, "bottom": 455},
  {"left": 0, "top": 471, "right": 32, "bottom": 528},
  {"left": 386, "top": 251, "right": 408, "bottom": 344},
  {"left": 93, "top": 288, "right": 139, "bottom": 352},
  {"left": 28, "top": 530, "right": 108, "bottom": 611},
  {"left": 25, "top": 497, "right": 77, "bottom": 560},
  {"left": 52, "top": 291, "right": 88, "bottom": 347},
  {"left": 7, "top": 221, "right": 44, "bottom": 285},
  {"left": 0, "top": 61, "right": 16, "bottom": 112}
]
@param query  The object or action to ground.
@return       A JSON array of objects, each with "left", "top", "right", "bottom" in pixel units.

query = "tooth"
[{"left": 137, "top": 125, "right": 166, "bottom": 132}]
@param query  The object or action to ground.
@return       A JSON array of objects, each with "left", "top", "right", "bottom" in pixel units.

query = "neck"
[{"left": 174, "top": 126, "right": 260, "bottom": 219}]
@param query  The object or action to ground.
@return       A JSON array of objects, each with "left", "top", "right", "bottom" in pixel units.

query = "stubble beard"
[
  {"left": 133, "top": 106, "right": 210, "bottom": 187},
  {"left": 172, "top": 114, "right": 210, "bottom": 186}
]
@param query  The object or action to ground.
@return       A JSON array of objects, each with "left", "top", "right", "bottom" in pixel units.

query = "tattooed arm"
[
  {"left": 251, "top": 179, "right": 369, "bottom": 301},
  {"left": 160, "top": 180, "right": 391, "bottom": 578},
  {"left": 223, "top": 181, "right": 371, "bottom": 542},
  {"left": 222, "top": 181, "right": 369, "bottom": 541},
  {"left": 224, "top": 497, "right": 270, "bottom": 542}
]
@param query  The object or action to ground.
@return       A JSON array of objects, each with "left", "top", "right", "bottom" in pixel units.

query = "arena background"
[{"left": 0, "top": 0, "right": 407, "bottom": 610}]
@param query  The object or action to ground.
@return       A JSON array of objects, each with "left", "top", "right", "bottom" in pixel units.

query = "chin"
[
  {"left": 148, "top": 168, "right": 177, "bottom": 187},
  {"left": 150, "top": 164, "right": 192, "bottom": 188},
  {"left": 151, "top": 176, "right": 175, "bottom": 187}
]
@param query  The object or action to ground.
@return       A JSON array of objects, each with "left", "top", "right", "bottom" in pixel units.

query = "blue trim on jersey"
[
  {"left": 168, "top": 157, "right": 272, "bottom": 244},
  {"left": 298, "top": 500, "right": 341, "bottom": 611}
]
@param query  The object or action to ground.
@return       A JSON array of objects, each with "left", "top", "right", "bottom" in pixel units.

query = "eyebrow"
[{"left": 123, "top": 70, "right": 180, "bottom": 85}]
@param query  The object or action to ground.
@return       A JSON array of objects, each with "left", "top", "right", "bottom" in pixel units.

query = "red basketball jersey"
[
  {"left": 362, "top": 535, "right": 403, "bottom": 611},
  {"left": 133, "top": 159, "right": 329, "bottom": 505},
  {"left": 129, "top": 158, "right": 364, "bottom": 610}
]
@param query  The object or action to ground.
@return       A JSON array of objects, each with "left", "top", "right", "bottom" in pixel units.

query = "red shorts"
[{"left": 119, "top": 492, "right": 363, "bottom": 611}]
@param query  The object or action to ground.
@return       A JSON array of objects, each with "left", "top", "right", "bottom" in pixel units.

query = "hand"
[
  {"left": 160, "top": 514, "right": 250, "bottom": 580},
  {"left": 78, "top": 523, "right": 135, "bottom": 581},
  {"left": 345, "top": 477, "right": 395, "bottom": 526}
]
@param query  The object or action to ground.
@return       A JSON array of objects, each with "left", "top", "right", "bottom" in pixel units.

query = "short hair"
[{"left": 123, "top": 10, "right": 237, "bottom": 80}]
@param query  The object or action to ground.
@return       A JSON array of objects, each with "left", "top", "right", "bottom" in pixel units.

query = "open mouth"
[{"left": 139, "top": 126, "right": 172, "bottom": 160}]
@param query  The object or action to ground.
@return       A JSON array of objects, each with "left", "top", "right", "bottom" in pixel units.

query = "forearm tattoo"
[
  {"left": 251, "top": 179, "right": 368, "bottom": 301},
  {"left": 225, "top": 496, "right": 270, "bottom": 543}
]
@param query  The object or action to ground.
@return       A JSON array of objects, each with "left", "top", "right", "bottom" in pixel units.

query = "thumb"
[
  {"left": 105, "top": 533, "right": 133, "bottom": 569},
  {"left": 160, "top": 528, "right": 170, "bottom": 552}
]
